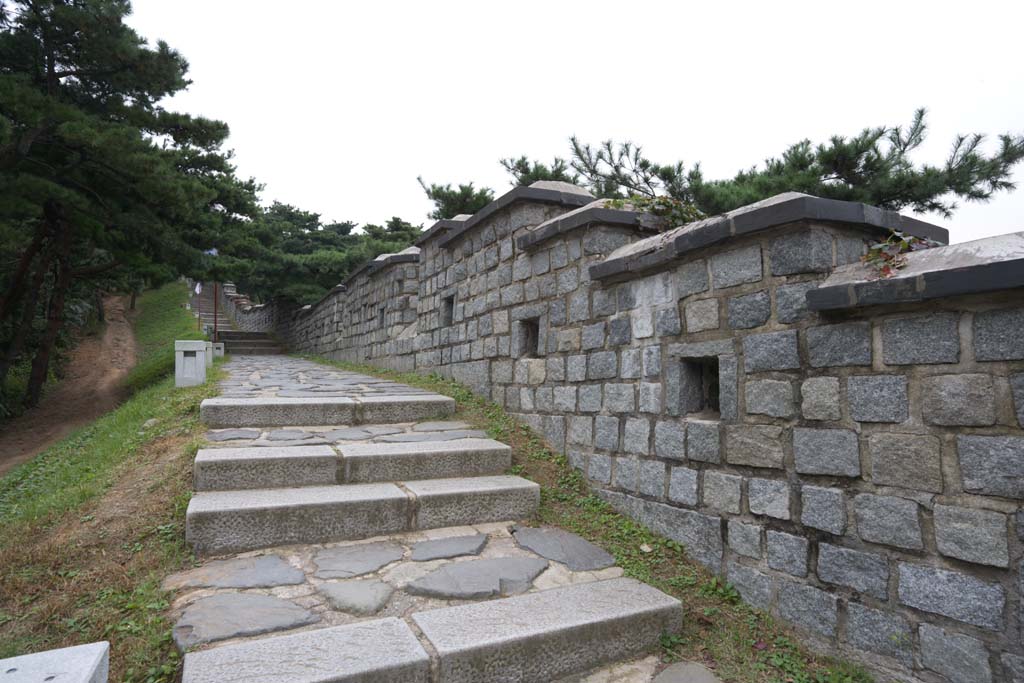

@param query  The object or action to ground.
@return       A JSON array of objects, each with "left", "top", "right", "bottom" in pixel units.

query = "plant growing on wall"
[
  {"left": 862, "top": 230, "right": 942, "bottom": 278},
  {"left": 606, "top": 195, "right": 704, "bottom": 231}
]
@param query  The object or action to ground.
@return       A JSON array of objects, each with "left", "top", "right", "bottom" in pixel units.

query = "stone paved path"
[{"left": 176, "top": 355, "right": 687, "bottom": 683}]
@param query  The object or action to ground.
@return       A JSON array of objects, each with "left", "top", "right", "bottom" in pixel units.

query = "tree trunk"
[
  {"left": 0, "top": 222, "right": 46, "bottom": 323},
  {"left": 0, "top": 246, "right": 51, "bottom": 392},
  {"left": 129, "top": 289, "right": 137, "bottom": 310},
  {"left": 24, "top": 211, "right": 73, "bottom": 408}
]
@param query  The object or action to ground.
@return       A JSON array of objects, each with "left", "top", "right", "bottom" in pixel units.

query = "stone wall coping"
[
  {"left": 808, "top": 230, "right": 1024, "bottom": 310},
  {"left": 436, "top": 183, "right": 595, "bottom": 249},
  {"left": 414, "top": 216, "right": 468, "bottom": 247},
  {"left": 589, "top": 193, "right": 949, "bottom": 281},
  {"left": 515, "top": 199, "right": 662, "bottom": 252}
]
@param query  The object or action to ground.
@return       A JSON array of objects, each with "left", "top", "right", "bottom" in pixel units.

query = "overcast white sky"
[{"left": 128, "top": 0, "right": 1024, "bottom": 244}]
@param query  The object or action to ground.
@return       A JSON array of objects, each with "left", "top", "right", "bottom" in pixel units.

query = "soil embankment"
[{"left": 0, "top": 295, "right": 138, "bottom": 476}]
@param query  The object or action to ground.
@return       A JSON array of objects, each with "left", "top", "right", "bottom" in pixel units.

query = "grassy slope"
[
  {"left": 308, "top": 357, "right": 872, "bottom": 683},
  {"left": 0, "top": 283, "right": 218, "bottom": 683},
  {"left": 124, "top": 281, "right": 206, "bottom": 393}
]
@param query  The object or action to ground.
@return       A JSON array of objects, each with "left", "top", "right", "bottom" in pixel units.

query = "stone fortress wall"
[{"left": 220, "top": 181, "right": 1024, "bottom": 683}]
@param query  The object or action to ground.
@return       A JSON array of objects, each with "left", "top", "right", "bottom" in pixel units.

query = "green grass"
[
  {"left": 123, "top": 281, "right": 205, "bottom": 394},
  {"left": 303, "top": 356, "right": 874, "bottom": 683}
]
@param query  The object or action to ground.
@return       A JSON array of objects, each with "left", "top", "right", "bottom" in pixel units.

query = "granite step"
[
  {"left": 340, "top": 438, "right": 511, "bottom": 483},
  {"left": 182, "top": 617, "right": 430, "bottom": 683},
  {"left": 200, "top": 394, "right": 456, "bottom": 427},
  {"left": 194, "top": 445, "right": 339, "bottom": 491},
  {"left": 222, "top": 345, "right": 285, "bottom": 355},
  {"left": 185, "top": 475, "right": 539, "bottom": 556},
  {"left": 413, "top": 577, "right": 682, "bottom": 682}
]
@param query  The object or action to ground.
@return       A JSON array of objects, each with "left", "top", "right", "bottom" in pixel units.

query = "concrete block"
[
  {"left": 406, "top": 475, "right": 540, "bottom": 530},
  {"left": 340, "top": 438, "right": 510, "bottom": 483},
  {"left": 194, "top": 445, "right": 339, "bottom": 491},
  {"left": 176, "top": 340, "right": 207, "bottom": 387},
  {"left": 0, "top": 642, "right": 109, "bottom": 683},
  {"left": 182, "top": 618, "right": 430, "bottom": 683},
  {"left": 412, "top": 578, "right": 682, "bottom": 683}
]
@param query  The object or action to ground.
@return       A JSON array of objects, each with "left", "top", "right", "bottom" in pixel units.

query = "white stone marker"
[
  {"left": 213, "top": 342, "right": 225, "bottom": 357},
  {"left": 0, "top": 641, "right": 109, "bottom": 683},
  {"left": 176, "top": 340, "right": 207, "bottom": 387},
  {"left": 204, "top": 341, "right": 214, "bottom": 368}
]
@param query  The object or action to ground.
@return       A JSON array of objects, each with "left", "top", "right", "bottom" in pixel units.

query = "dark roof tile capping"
[
  {"left": 807, "top": 231, "right": 1024, "bottom": 310},
  {"left": 589, "top": 193, "right": 949, "bottom": 281},
  {"left": 436, "top": 181, "right": 594, "bottom": 248},
  {"left": 414, "top": 215, "right": 470, "bottom": 247},
  {"left": 516, "top": 199, "right": 662, "bottom": 252}
]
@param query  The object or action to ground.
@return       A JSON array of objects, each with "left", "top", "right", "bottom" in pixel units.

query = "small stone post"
[
  {"left": 175, "top": 340, "right": 207, "bottom": 387},
  {"left": 204, "top": 341, "right": 214, "bottom": 368}
]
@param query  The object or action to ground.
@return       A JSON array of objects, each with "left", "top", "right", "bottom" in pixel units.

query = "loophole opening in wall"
[
  {"left": 441, "top": 295, "right": 455, "bottom": 327},
  {"left": 378, "top": 306, "right": 386, "bottom": 329},
  {"left": 679, "top": 357, "right": 720, "bottom": 418},
  {"left": 517, "top": 318, "right": 541, "bottom": 358}
]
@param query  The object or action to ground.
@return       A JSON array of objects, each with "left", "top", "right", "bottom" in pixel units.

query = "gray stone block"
[
  {"left": 644, "top": 345, "right": 662, "bottom": 378},
  {"left": 164, "top": 555, "right": 304, "bottom": 589},
  {"left": 582, "top": 322, "right": 606, "bottom": 350},
  {"left": 668, "top": 467, "right": 698, "bottom": 506},
  {"left": 314, "top": 542, "right": 404, "bottom": 579},
  {"left": 594, "top": 416, "right": 620, "bottom": 451},
  {"left": 194, "top": 445, "right": 338, "bottom": 491},
  {"left": 684, "top": 298, "right": 719, "bottom": 332},
  {"left": 589, "top": 453, "right": 612, "bottom": 484},
  {"left": 766, "top": 530, "right": 808, "bottom": 577},
  {"left": 854, "top": 494, "right": 921, "bottom": 550},
  {"left": 655, "top": 307, "right": 682, "bottom": 336},
  {"left": 411, "top": 534, "right": 488, "bottom": 561},
  {"left": 512, "top": 526, "right": 614, "bottom": 571},
  {"left": 934, "top": 504, "right": 1009, "bottom": 567},
  {"left": 800, "top": 376, "right": 841, "bottom": 421},
  {"left": 725, "top": 425, "right": 784, "bottom": 469},
  {"left": 776, "top": 581, "right": 837, "bottom": 638},
  {"left": 603, "top": 384, "right": 635, "bottom": 413},
  {"left": 340, "top": 439, "right": 511, "bottom": 483},
  {"left": 959, "top": 435, "right": 1024, "bottom": 498},
  {"left": 407, "top": 557, "right": 548, "bottom": 599},
  {"left": 974, "top": 307, "right": 1024, "bottom": 360},
  {"left": 710, "top": 244, "right": 763, "bottom": 289},
  {"left": 407, "top": 475, "right": 540, "bottom": 531},
  {"left": 727, "top": 520, "right": 762, "bottom": 558},
  {"left": 182, "top": 617, "right": 430, "bottom": 683},
  {"left": 638, "top": 459, "right": 666, "bottom": 498},
  {"left": 806, "top": 322, "right": 872, "bottom": 367},
  {"left": 677, "top": 260, "right": 709, "bottom": 298},
  {"left": 745, "top": 379, "right": 795, "bottom": 418},
  {"left": 719, "top": 355, "right": 739, "bottom": 421},
  {"left": 816, "top": 543, "right": 888, "bottom": 599},
  {"left": 621, "top": 349, "right": 642, "bottom": 379},
  {"left": 686, "top": 420, "right": 720, "bottom": 463},
  {"left": 847, "top": 375, "right": 908, "bottom": 423},
  {"left": 320, "top": 579, "right": 394, "bottom": 615},
  {"left": 1003, "top": 654, "right": 1024, "bottom": 683},
  {"left": 919, "top": 623, "right": 993, "bottom": 683},
  {"left": 702, "top": 471, "right": 741, "bottom": 513},
  {"left": 882, "top": 313, "right": 960, "bottom": 365},
  {"left": 898, "top": 563, "right": 1006, "bottom": 629},
  {"left": 186, "top": 484, "right": 410, "bottom": 555},
  {"left": 0, "top": 642, "right": 109, "bottom": 683},
  {"left": 640, "top": 501, "right": 723, "bottom": 571},
  {"left": 727, "top": 290, "right": 771, "bottom": 329},
  {"left": 614, "top": 456, "right": 637, "bottom": 491},
  {"left": 800, "top": 486, "right": 845, "bottom": 534},
  {"left": 922, "top": 373, "right": 997, "bottom": 426},
  {"left": 412, "top": 578, "right": 682, "bottom": 683},
  {"left": 567, "top": 354, "right": 587, "bottom": 382},
  {"left": 742, "top": 331, "right": 800, "bottom": 373},
  {"left": 793, "top": 427, "right": 860, "bottom": 477},
  {"left": 655, "top": 421, "right": 686, "bottom": 460},
  {"left": 726, "top": 562, "right": 772, "bottom": 609},
  {"left": 1013, "top": 373, "right": 1024, "bottom": 427},
  {"left": 624, "top": 418, "right": 651, "bottom": 455},
  {"left": 747, "top": 478, "right": 790, "bottom": 520},
  {"left": 868, "top": 432, "right": 942, "bottom": 493},
  {"left": 588, "top": 351, "right": 617, "bottom": 380},
  {"left": 608, "top": 316, "right": 632, "bottom": 346},
  {"left": 845, "top": 603, "right": 912, "bottom": 667},
  {"left": 776, "top": 282, "right": 816, "bottom": 324},
  {"left": 567, "top": 416, "right": 592, "bottom": 446},
  {"left": 770, "top": 229, "right": 832, "bottom": 275},
  {"left": 173, "top": 593, "right": 319, "bottom": 649},
  {"left": 578, "top": 385, "right": 602, "bottom": 412}
]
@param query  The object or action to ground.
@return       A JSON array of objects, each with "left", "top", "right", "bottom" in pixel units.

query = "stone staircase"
[
  {"left": 189, "top": 283, "right": 232, "bottom": 335},
  {"left": 217, "top": 329, "right": 285, "bottom": 356},
  {"left": 177, "top": 355, "right": 682, "bottom": 682}
]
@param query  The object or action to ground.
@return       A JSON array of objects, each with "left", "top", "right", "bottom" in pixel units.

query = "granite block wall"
[{"left": 219, "top": 184, "right": 1024, "bottom": 682}]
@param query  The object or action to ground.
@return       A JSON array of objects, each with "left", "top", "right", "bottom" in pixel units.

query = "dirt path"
[{"left": 0, "top": 295, "right": 138, "bottom": 477}]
